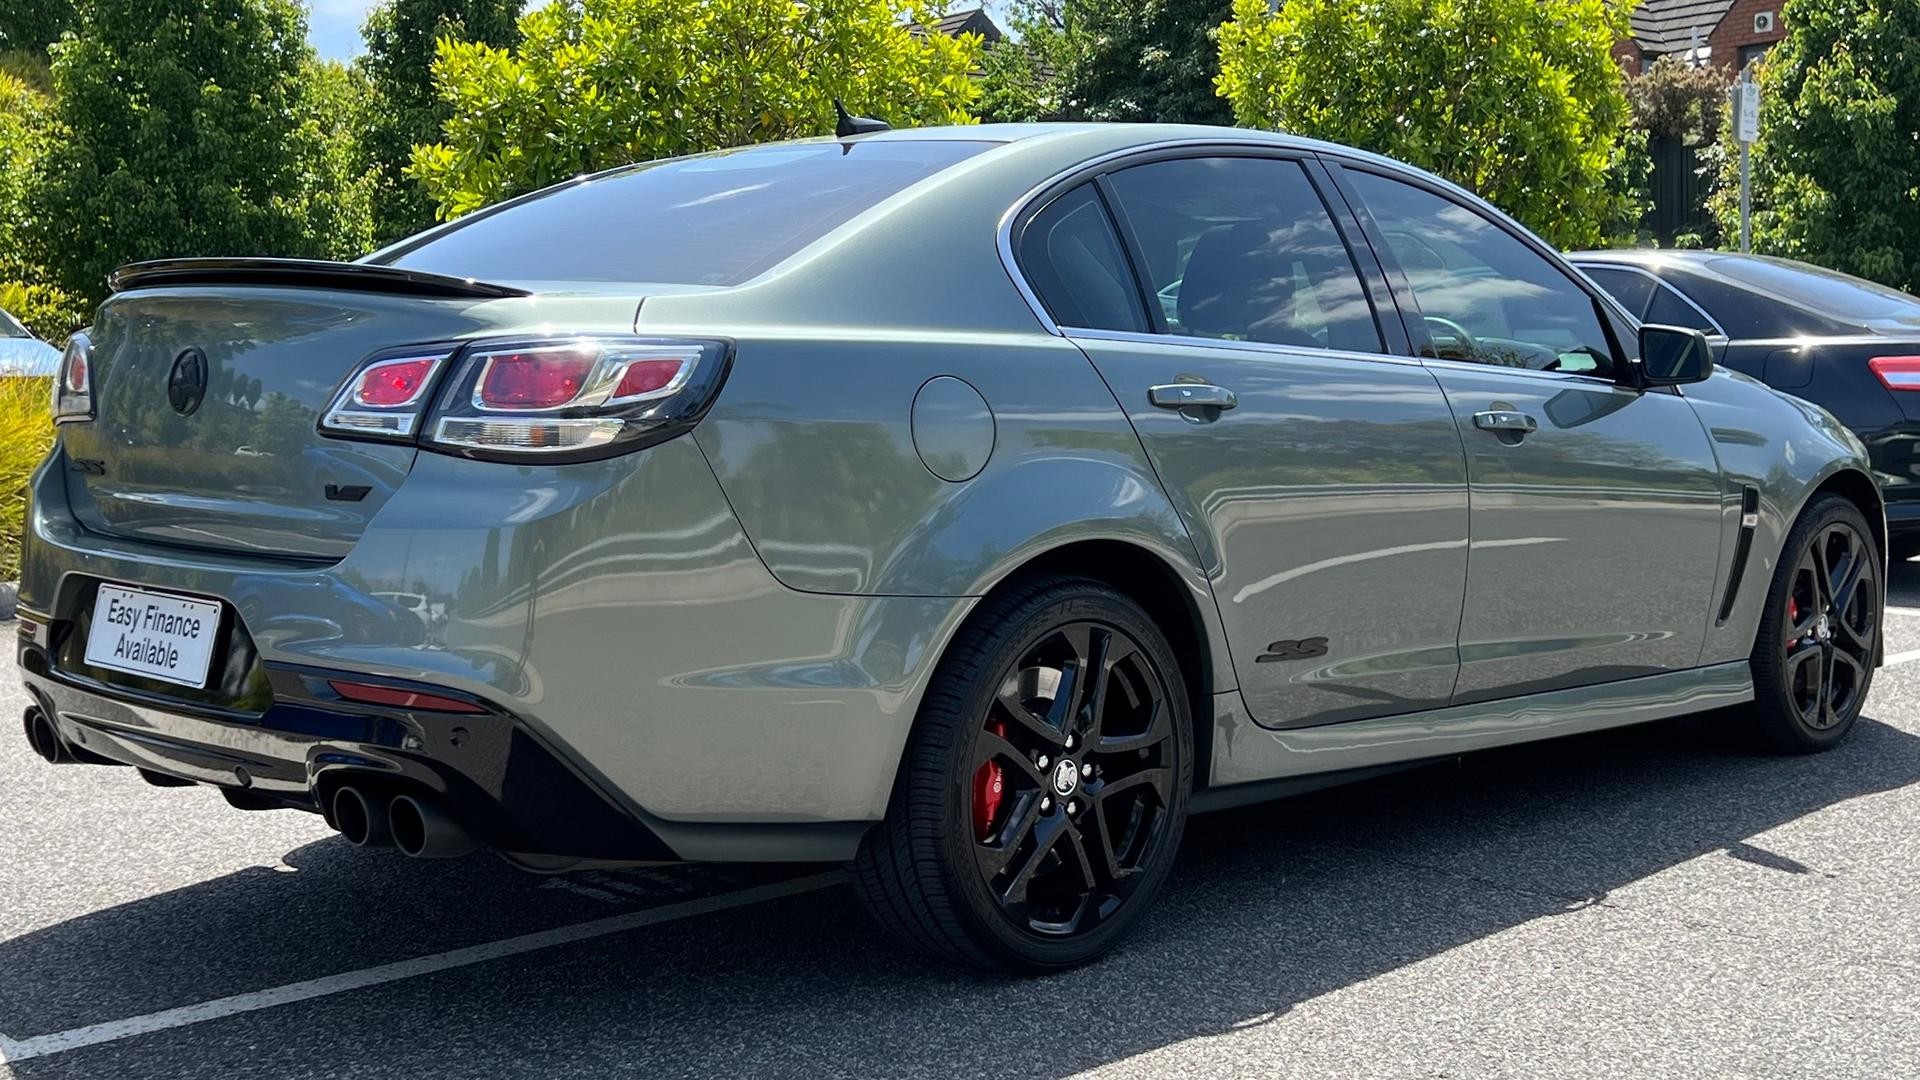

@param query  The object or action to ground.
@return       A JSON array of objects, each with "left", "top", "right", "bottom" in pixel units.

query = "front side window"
[
  {"left": 1350, "top": 171, "right": 1617, "bottom": 377},
  {"left": 1017, "top": 185, "right": 1148, "bottom": 333},
  {"left": 1102, "top": 156, "right": 1382, "bottom": 353}
]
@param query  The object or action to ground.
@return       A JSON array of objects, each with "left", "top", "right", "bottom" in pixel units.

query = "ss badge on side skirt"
[{"left": 1256, "top": 637, "right": 1329, "bottom": 663}]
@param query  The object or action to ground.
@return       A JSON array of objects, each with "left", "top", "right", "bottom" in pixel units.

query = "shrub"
[
  {"left": 0, "top": 376, "right": 53, "bottom": 582},
  {"left": 1216, "top": 0, "right": 1637, "bottom": 250},
  {"left": 410, "top": 0, "right": 983, "bottom": 220},
  {"left": 1709, "top": 0, "right": 1920, "bottom": 291}
]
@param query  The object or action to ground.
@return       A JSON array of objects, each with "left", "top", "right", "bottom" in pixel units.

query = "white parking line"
[
  {"left": 0, "top": 871, "right": 846, "bottom": 1065},
  {"left": 1885, "top": 648, "right": 1920, "bottom": 667},
  {"left": 1887, "top": 606, "right": 1920, "bottom": 618}
]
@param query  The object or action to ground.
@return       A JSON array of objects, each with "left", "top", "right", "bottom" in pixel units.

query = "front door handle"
[
  {"left": 1149, "top": 383, "right": 1238, "bottom": 411},
  {"left": 1472, "top": 410, "right": 1538, "bottom": 434}
]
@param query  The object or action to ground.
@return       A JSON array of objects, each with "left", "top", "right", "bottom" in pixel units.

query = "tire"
[
  {"left": 851, "top": 576, "right": 1194, "bottom": 972},
  {"left": 1749, "top": 494, "right": 1881, "bottom": 753}
]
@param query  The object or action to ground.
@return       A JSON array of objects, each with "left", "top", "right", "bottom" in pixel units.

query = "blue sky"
[{"left": 309, "top": 0, "right": 378, "bottom": 60}]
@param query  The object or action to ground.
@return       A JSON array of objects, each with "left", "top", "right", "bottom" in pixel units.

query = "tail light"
[
  {"left": 52, "top": 331, "right": 93, "bottom": 423},
  {"left": 319, "top": 335, "right": 729, "bottom": 462},
  {"left": 320, "top": 350, "right": 455, "bottom": 438},
  {"left": 1870, "top": 356, "right": 1920, "bottom": 391}
]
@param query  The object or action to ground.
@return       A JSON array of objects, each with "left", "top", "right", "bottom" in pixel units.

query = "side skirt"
[{"left": 1206, "top": 662, "right": 1754, "bottom": 793}]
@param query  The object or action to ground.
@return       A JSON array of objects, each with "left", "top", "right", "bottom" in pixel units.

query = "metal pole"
[{"left": 1740, "top": 141, "right": 1751, "bottom": 253}]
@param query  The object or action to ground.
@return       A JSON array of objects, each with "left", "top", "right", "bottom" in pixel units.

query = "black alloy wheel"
[
  {"left": 968, "top": 620, "right": 1178, "bottom": 936},
  {"left": 852, "top": 578, "right": 1192, "bottom": 972},
  {"left": 1752, "top": 494, "right": 1880, "bottom": 751}
]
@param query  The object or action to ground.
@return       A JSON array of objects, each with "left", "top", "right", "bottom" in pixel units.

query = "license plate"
[{"left": 83, "top": 584, "right": 222, "bottom": 689}]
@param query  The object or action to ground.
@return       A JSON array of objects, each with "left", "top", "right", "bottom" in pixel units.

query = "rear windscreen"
[{"left": 382, "top": 140, "right": 994, "bottom": 287}]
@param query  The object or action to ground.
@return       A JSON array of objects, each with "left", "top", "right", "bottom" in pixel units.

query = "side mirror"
[{"left": 1635, "top": 324, "right": 1715, "bottom": 387}]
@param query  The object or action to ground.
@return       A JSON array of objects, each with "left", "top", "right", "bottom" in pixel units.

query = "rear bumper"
[
  {"left": 18, "top": 644, "right": 679, "bottom": 861},
  {"left": 16, "top": 436, "right": 974, "bottom": 861}
]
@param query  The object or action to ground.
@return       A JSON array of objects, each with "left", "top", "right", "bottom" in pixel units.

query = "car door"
[
  {"left": 1010, "top": 152, "right": 1470, "bottom": 728},
  {"left": 1338, "top": 165, "right": 1725, "bottom": 704}
]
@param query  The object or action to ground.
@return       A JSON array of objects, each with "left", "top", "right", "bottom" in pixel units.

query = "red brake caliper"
[
  {"left": 973, "top": 718, "right": 1008, "bottom": 840},
  {"left": 1787, "top": 595, "right": 1801, "bottom": 649}
]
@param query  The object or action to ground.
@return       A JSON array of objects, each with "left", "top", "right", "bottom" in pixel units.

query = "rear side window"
[
  {"left": 1580, "top": 266, "right": 1656, "bottom": 319},
  {"left": 1644, "top": 284, "right": 1720, "bottom": 334},
  {"left": 384, "top": 140, "right": 992, "bottom": 287},
  {"left": 1666, "top": 268, "right": 1851, "bottom": 338},
  {"left": 1103, "top": 156, "right": 1383, "bottom": 352},
  {"left": 1018, "top": 185, "right": 1149, "bottom": 332}
]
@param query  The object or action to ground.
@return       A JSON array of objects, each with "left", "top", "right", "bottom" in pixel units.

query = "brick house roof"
[{"left": 1629, "top": 0, "right": 1738, "bottom": 54}]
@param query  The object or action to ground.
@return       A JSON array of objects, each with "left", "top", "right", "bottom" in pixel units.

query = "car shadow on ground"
[{"left": 5, "top": 704, "right": 1920, "bottom": 1078}]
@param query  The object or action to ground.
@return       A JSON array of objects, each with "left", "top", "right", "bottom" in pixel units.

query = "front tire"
[
  {"left": 852, "top": 577, "right": 1193, "bottom": 972},
  {"left": 1749, "top": 494, "right": 1880, "bottom": 753}
]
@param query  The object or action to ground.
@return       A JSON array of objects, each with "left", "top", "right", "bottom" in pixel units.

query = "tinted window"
[
  {"left": 1707, "top": 255, "right": 1919, "bottom": 322},
  {"left": 1580, "top": 266, "right": 1656, "bottom": 318},
  {"left": 1352, "top": 171, "right": 1616, "bottom": 377},
  {"left": 1664, "top": 268, "right": 1849, "bottom": 338},
  {"left": 0, "top": 310, "right": 26, "bottom": 338},
  {"left": 1644, "top": 284, "right": 1719, "bottom": 333},
  {"left": 385, "top": 140, "right": 992, "bottom": 287},
  {"left": 1103, "top": 157, "right": 1382, "bottom": 352},
  {"left": 1018, "top": 186, "right": 1147, "bottom": 332}
]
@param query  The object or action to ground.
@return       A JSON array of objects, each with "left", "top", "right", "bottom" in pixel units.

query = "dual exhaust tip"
[
  {"left": 23, "top": 706, "right": 74, "bottom": 765},
  {"left": 330, "top": 785, "right": 478, "bottom": 859}
]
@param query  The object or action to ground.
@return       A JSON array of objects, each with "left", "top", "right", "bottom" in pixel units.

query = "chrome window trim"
[
  {"left": 1059, "top": 325, "right": 1427, "bottom": 369},
  {"left": 1572, "top": 261, "right": 1729, "bottom": 339},
  {"left": 1415, "top": 353, "right": 1624, "bottom": 388},
  {"left": 995, "top": 137, "right": 1344, "bottom": 339}
]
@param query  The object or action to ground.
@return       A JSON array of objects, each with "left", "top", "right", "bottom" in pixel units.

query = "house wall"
[{"left": 1709, "top": 0, "right": 1788, "bottom": 69}]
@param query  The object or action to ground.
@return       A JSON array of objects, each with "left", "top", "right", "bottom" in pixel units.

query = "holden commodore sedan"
[{"left": 17, "top": 124, "right": 1884, "bottom": 971}]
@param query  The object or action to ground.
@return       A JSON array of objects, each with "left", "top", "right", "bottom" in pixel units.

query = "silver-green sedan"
[{"left": 16, "top": 123, "right": 1885, "bottom": 971}]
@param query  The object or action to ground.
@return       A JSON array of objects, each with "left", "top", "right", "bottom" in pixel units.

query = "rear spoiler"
[{"left": 108, "top": 258, "right": 531, "bottom": 299}]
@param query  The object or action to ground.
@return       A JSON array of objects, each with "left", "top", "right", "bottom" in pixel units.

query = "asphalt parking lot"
[{"left": 7, "top": 570, "right": 1920, "bottom": 1079}]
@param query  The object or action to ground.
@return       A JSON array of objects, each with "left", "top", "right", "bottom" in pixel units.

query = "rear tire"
[
  {"left": 851, "top": 577, "right": 1193, "bottom": 972},
  {"left": 1748, "top": 494, "right": 1880, "bottom": 753}
]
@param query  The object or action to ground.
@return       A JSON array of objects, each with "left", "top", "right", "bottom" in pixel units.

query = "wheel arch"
[{"left": 1803, "top": 466, "right": 1886, "bottom": 558}]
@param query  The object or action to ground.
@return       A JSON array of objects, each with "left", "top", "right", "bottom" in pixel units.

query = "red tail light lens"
[
  {"left": 321, "top": 350, "right": 454, "bottom": 439},
  {"left": 353, "top": 357, "right": 438, "bottom": 407},
  {"left": 52, "top": 332, "right": 94, "bottom": 423},
  {"left": 475, "top": 347, "right": 598, "bottom": 409},
  {"left": 1870, "top": 356, "right": 1920, "bottom": 390}
]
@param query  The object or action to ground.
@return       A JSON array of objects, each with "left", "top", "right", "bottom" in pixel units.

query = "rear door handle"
[
  {"left": 1149, "top": 383, "right": 1237, "bottom": 411},
  {"left": 1472, "top": 410, "right": 1538, "bottom": 434}
]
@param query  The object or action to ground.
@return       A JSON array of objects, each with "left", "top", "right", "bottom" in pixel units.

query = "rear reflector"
[
  {"left": 1870, "top": 356, "right": 1920, "bottom": 390},
  {"left": 327, "top": 680, "right": 485, "bottom": 714}
]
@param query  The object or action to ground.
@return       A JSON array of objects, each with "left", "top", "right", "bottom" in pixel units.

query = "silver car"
[
  {"left": 16, "top": 124, "right": 1885, "bottom": 971},
  {"left": 0, "top": 308, "right": 60, "bottom": 376}
]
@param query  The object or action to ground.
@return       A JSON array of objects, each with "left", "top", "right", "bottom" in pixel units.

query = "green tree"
[
  {"left": 1710, "top": 0, "right": 1920, "bottom": 289},
  {"left": 0, "top": 0, "right": 75, "bottom": 55},
  {"left": 1216, "top": 0, "right": 1637, "bottom": 249},
  {"left": 28, "top": 0, "right": 369, "bottom": 303},
  {"left": 410, "top": 0, "right": 983, "bottom": 220},
  {"left": 358, "top": 0, "right": 520, "bottom": 245},
  {"left": 0, "top": 71, "right": 80, "bottom": 339},
  {"left": 975, "top": 1, "right": 1068, "bottom": 123},
  {"left": 1070, "top": 0, "right": 1233, "bottom": 123}
]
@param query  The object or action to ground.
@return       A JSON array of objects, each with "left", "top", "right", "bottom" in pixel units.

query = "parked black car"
[{"left": 1573, "top": 250, "right": 1920, "bottom": 556}]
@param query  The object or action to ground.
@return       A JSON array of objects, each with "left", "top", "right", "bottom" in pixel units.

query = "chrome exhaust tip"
[
  {"left": 330, "top": 786, "right": 393, "bottom": 848},
  {"left": 23, "top": 707, "right": 72, "bottom": 765},
  {"left": 388, "top": 794, "right": 479, "bottom": 859}
]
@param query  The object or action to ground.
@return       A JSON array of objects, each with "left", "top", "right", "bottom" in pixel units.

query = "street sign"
[{"left": 1735, "top": 82, "right": 1760, "bottom": 144}]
